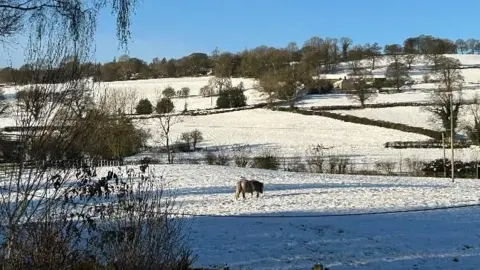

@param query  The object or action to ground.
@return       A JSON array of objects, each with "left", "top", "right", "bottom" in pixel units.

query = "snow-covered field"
[
  {"left": 143, "top": 164, "right": 480, "bottom": 269},
  {"left": 331, "top": 102, "right": 479, "bottom": 137},
  {"left": 295, "top": 88, "right": 480, "bottom": 108},
  {"left": 96, "top": 77, "right": 261, "bottom": 111},
  {"left": 324, "top": 54, "right": 480, "bottom": 83},
  {"left": 135, "top": 108, "right": 480, "bottom": 163},
  {"left": 3, "top": 54, "right": 480, "bottom": 163},
  {"left": 1, "top": 76, "right": 261, "bottom": 111}
]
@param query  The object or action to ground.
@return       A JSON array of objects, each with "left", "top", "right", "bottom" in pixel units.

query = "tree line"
[{"left": 1, "top": 35, "right": 480, "bottom": 84}]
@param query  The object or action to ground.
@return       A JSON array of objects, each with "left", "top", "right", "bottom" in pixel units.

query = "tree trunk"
[
  {"left": 166, "top": 137, "right": 171, "bottom": 164},
  {"left": 360, "top": 100, "right": 366, "bottom": 108}
]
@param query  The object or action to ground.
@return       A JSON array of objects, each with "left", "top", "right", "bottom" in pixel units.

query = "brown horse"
[{"left": 234, "top": 177, "right": 264, "bottom": 199}]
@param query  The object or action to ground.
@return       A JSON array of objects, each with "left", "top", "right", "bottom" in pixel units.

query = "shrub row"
[
  {"left": 205, "top": 151, "right": 280, "bottom": 170},
  {"left": 422, "top": 158, "right": 480, "bottom": 178},
  {"left": 126, "top": 102, "right": 271, "bottom": 120},
  {"left": 385, "top": 140, "right": 472, "bottom": 149},
  {"left": 277, "top": 108, "right": 442, "bottom": 140}
]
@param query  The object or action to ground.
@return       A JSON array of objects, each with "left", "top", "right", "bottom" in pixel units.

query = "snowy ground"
[
  {"left": 331, "top": 102, "right": 479, "bottom": 137},
  {"left": 4, "top": 160, "right": 480, "bottom": 269},
  {"left": 189, "top": 207, "right": 480, "bottom": 270},
  {"left": 295, "top": 88, "right": 480, "bottom": 108},
  {"left": 160, "top": 164, "right": 478, "bottom": 216},
  {"left": 146, "top": 164, "right": 480, "bottom": 270},
  {"left": 1, "top": 76, "right": 261, "bottom": 112}
]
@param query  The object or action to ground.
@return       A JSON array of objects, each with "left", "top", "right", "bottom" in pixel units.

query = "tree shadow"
[{"left": 183, "top": 205, "right": 480, "bottom": 269}]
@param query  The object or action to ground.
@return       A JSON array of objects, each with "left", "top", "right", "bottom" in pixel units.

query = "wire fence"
[{"left": 2, "top": 153, "right": 480, "bottom": 179}]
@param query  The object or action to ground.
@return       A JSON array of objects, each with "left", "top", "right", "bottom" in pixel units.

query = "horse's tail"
[{"left": 234, "top": 181, "right": 241, "bottom": 200}]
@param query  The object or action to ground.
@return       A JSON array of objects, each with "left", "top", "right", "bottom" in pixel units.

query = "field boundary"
[
  {"left": 307, "top": 99, "right": 479, "bottom": 111},
  {"left": 308, "top": 101, "right": 432, "bottom": 111},
  {"left": 123, "top": 101, "right": 286, "bottom": 120}
]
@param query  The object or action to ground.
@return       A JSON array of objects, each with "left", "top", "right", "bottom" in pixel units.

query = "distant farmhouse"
[{"left": 330, "top": 74, "right": 387, "bottom": 91}]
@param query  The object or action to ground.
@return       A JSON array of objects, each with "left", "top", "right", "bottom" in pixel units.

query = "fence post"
[
  {"left": 399, "top": 150, "right": 402, "bottom": 175},
  {"left": 476, "top": 162, "right": 479, "bottom": 179}
]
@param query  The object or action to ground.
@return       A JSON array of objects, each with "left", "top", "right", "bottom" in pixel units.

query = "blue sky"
[{"left": 2, "top": 0, "right": 480, "bottom": 67}]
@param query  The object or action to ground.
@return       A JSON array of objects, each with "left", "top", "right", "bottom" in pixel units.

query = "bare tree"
[
  {"left": 199, "top": 85, "right": 214, "bottom": 97},
  {"left": 384, "top": 44, "right": 403, "bottom": 65},
  {"left": 455, "top": 39, "right": 468, "bottom": 54},
  {"left": 257, "top": 65, "right": 305, "bottom": 109},
  {"left": 403, "top": 54, "right": 417, "bottom": 70},
  {"left": 190, "top": 129, "right": 203, "bottom": 150},
  {"left": 93, "top": 180, "right": 196, "bottom": 269},
  {"left": 365, "top": 42, "right": 382, "bottom": 70},
  {"left": 0, "top": 86, "right": 10, "bottom": 115},
  {"left": 0, "top": 0, "right": 137, "bottom": 48},
  {"left": 156, "top": 114, "right": 182, "bottom": 164},
  {"left": 340, "top": 37, "right": 353, "bottom": 61},
  {"left": 462, "top": 94, "right": 480, "bottom": 145},
  {"left": 423, "top": 56, "right": 464, "bottom": 137},
  {"left": 435, "top": 56, "right": 463, "bottom": 92},
  {"left": 125, "top": 88, "right": 139, "bottom": 114},
  {"left": 347, "top": 69, "right": 376, "bottom": 108},
  {"left": 255, "top": 71, "right": 282, "bottom": 107},
  {"left": 1, "top": 28, "right": 98, "bottom": 266},
  {"left": 177, "top": 86, "right": 190, "bottom": 112},
  {"left": 208, "top": 76, "right": 232, "bottom": 94},
  {"left": 385, "top": 62, "right": 410, "bottom": 92},
  {"left": 466, "top": 39, "right": 478, "bottom": 54},
  {"left": 95, "top": 87, "right": 141, "bottom": 116},
  {"left": 348, "top": 60, "right": 364, "bottom": 76}
]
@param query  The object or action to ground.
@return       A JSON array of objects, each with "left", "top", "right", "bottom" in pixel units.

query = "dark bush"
[
  {"left": 205, "top": 152, "right": 217, "bottom": 165},
  {"left": 215, "top": 153, "right": 230, "bottom": 166},
  {"left": 319, "top": 83, "right": 334, "bottom": 94},
  {"left": 140, "top": 157, "right": 152, "bottom": 165},
  {"left": 372, "top": 79, "right": 384, "bottom": 90},
  {"left": 306, "top": 88, "right": 320, "bottom": 95},
  {"left": 172, "top": 141, "right": 190, "bottom": 153},
  {"left": 156, "top": 98, "right": 174, "bottom": 114},
  {"left": 136, "top": 98, "right": 153, "bottom": 115},
  {"left": 204, "top": 151, "right": 229, "bottom": 165},
  {"left": 216, "top": 85, "right": 247, "bottom": 109},
  {"left": 234, "top": 152, "right": 250, "bottom": 167},
  {"left": 422, "top": 158, "right": 478, "bottom": 178},
  {"left": 216, "top": 94, "right": 230, "bottom": 109}
]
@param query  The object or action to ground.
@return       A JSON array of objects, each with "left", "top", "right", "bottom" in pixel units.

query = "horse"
[{"left": 234, "top": 177, "right": 264, "bottom": 200}]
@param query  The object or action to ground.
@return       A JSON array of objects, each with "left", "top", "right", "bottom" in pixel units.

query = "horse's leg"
[
  {"left": 256, "top": 192, "right": 259, "bottom": 198},
  {"left": 242, "top": 190, "right": 246, "bottom": 199}
]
